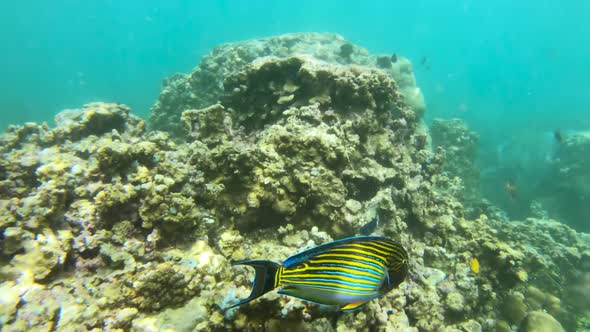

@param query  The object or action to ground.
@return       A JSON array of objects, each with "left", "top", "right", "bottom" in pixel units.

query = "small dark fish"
[
  {"left": 504, "top": 179, "right": 518, "bottom": 200},
  {"left": 340, "top": 43, "right": 354, "bottom": 59},
  {"left": 359, "top": 214, "right": 380, "bottom": 235},
  {"left": 420, "top": 56, "right": 427, "bottom": 65},
  {"left": 547, "top": 271, "right": 565, "bottom": 290},
  {"left": 391, "top": 53, "right": 398, "bottom": 63},
  {"left": 376, "top": 56, "right": 392, "bottom": 69},
  {"left": 225, "top": 236, "right": 409, "bottom": 312},
  {"left": 554, "top": 130, "right": 563, "bottom": 144}
]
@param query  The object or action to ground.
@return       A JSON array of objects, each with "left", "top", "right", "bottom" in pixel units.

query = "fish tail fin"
[{"left": 224, "top": 260, "right": 281, "bottom": 311}]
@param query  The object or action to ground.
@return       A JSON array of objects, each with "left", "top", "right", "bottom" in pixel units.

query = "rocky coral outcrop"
[
  {"left": 533, "top": 131, "right": 590, "bottom": 232},
  {"left": 0, "top": 102, "right": 217, "bottom": 329},
  {"left": 150, "top": 32, "right": 425, "bottom": 136},
  {"left": 521, "top": 311, "right": 565, "bottom": 332},
  {"left": 181, "top": 56, "right": 426, "bottom": 238}
]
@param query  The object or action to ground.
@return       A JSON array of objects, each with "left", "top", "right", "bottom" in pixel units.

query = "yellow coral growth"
[{"left": 516, "top": 269, "right": 528, "bottom": 282}]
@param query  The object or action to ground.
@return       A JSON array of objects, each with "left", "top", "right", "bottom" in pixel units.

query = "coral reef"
[
  {"left": 150, "top": 32, "right": 425, "bottom": 136},
  {"left": 180, "top": 55, "right": 423, "bottom": 238},
  {"left": 0, "top": 34, "right": 588, "bottom": 331},
  {"left": 533, "top": 131, "right": 590, "bottom": 232},
  {"left": 431, "top": 118, "right": 481, "bottom": 214},
  {"left": 0, "top": 103, "right": 217, "bottom": 329}
]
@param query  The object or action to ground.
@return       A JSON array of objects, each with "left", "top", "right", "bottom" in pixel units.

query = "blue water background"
[{"left": 2, "top": 1, "right": 589, "bottom": 220}]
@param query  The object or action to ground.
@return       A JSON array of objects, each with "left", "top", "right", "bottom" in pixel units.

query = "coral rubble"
[{"left": 0, "top": 33, "right": 588, "bottom": 331}]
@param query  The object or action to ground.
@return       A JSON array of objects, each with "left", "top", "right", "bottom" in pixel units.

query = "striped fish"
[{"left": 225, "top": 236, "right": 408, "bottom": 311}]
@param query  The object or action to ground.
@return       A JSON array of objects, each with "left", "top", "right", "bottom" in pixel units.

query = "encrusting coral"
[{"left": 0, "top": 33, "right": 588, "bottom": 331}]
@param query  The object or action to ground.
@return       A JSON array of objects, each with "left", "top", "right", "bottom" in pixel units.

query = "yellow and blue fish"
[{"left": 225, "top": 236, "right": 409, "bottom": 311}]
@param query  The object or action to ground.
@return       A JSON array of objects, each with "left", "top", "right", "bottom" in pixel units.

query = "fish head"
[
  {"left": 380, "top": 256, "right": 409, "bottom": 293},
  {"left": 376, "top": 239, "right": 410, "bottom": 294}
]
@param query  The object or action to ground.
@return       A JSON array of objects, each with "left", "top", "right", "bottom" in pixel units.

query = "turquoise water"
[{"left": 2, "top": 1, "right": 590, "bottom": 226}]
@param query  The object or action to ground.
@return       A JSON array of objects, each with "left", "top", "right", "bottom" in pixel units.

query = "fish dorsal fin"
[{"left": 283, "top": 236, "right": 390, "bottom": 268}]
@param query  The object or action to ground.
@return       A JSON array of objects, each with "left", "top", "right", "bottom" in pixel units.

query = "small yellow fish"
[{"left": 470, "top": 257, "right": 480, "bottom": 274}]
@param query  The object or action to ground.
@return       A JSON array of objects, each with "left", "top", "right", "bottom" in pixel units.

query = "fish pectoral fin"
[
  {"left": 341, "top": 301, "right": 368, "bottom": 312},
  {"left": 278, "top": 286, "right": 313, "bottom": 302},
  {"left": 278, "top": 286, "right": 338, "bottom": 306},
  {"left": 277, "top": 286, "right": 297, "bottom": 297}
]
